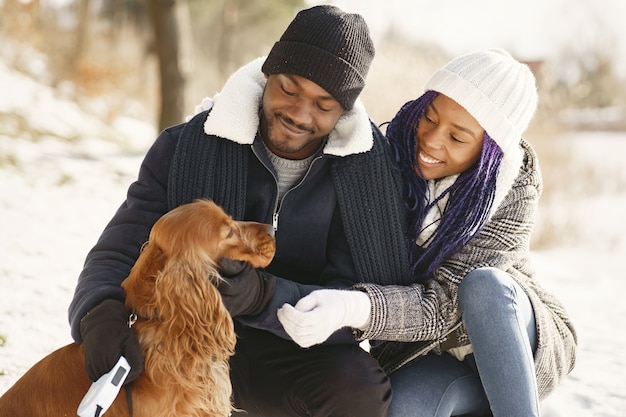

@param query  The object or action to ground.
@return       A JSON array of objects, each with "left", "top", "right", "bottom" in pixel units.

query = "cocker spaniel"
[{"left": 0, "top": 199, "right": 276, "bottom": 417}]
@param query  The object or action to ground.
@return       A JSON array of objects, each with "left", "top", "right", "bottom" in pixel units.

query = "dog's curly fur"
[{"left": 0, "top": 199, "right": 276, "bottom": 417}]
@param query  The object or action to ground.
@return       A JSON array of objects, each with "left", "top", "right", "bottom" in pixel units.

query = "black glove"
[
  {"left": 80, "top": 299, "right": 144, "bottom": 384},
  {"left": 217, "top": 257, "right": 276, "bottom": 317}
]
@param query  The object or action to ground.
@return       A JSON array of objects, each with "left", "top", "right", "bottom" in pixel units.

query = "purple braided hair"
[{"left": 386, "top": 91, "right": 504, "bottom": 283}]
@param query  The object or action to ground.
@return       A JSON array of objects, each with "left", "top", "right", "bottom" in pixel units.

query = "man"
[{"left": 69, "top": 5, "right": 409, "bottom": 416}]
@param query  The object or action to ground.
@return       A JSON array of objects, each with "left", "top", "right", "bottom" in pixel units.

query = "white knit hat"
[{"left": 424, "top": 48, "right": 538, "bottom": 214}]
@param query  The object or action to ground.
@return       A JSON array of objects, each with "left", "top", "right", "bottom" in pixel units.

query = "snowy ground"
[{"left": 1, "top": 60, "right": 625, "bottom": 416}]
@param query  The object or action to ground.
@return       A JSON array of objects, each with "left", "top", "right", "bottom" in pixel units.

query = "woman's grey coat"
[{"left": 355, "top": 140, "right": 577, "bottom": 399}]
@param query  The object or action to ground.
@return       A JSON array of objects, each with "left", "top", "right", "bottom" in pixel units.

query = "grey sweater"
[{"left": 355, "top": 139, "right": 577, "bottom": 399}]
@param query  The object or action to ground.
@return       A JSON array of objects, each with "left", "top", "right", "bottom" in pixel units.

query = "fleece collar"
[{"left": 198, "top": 57, "right": 374, "bottom": 157}]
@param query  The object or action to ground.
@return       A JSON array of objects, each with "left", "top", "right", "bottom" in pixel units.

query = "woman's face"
[{"left": 415, "top": 94, "right": 485, "bottom": 180}]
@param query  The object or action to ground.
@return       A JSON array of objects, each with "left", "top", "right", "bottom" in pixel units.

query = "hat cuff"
[
  {"left": 425, "top": 70, "right": 522, "bottom": 156},
  {"left": 262, "top": 41, "right": 366, "bottom": 110}
]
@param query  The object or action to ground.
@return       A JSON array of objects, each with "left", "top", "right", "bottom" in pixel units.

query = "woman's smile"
[{"left": 418, "top": 150, "right": 443, "bottom": 165}]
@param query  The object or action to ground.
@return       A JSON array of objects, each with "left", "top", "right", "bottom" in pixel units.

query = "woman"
[{"left": 277, "top": 49, "right": 577, "bottom": 416}]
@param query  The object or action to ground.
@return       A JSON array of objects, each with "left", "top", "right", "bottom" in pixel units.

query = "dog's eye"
[{"left": 225, "top": 228, "right": 234, "bottom": 239}]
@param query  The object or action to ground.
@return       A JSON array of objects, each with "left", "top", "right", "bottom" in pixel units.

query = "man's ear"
[{"left": 263, "top": 73, "right": 270, "bottom": 80}]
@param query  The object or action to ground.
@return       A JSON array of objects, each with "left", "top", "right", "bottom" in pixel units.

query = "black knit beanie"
[{"left": 262, "top": 5, "right": 375, "bottom": 111}]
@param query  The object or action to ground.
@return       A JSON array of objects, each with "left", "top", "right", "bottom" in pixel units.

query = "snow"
[{"left": 1, "top": 47, "right": 625, "bottom": 417}]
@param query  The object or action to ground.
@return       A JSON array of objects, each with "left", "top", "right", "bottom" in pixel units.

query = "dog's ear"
[
  {"left": 153, "top": 258, "right": 235, "bottom": 357},
  {"left": 122, "top": 242, "right": 166, "bottom": 313}
]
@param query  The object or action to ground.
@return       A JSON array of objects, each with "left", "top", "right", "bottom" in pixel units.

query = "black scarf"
[{"left": 168, "top": 110, "right": 410, "bottom": 286}]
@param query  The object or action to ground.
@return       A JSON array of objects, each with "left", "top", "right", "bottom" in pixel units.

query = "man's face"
[{"left": 260, "top": 74, "right": 345, "bottom": 160}]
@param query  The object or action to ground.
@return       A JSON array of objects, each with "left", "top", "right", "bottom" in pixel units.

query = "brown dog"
[{"left": 0, "top": 199, "right": 276, "bottom": 417}]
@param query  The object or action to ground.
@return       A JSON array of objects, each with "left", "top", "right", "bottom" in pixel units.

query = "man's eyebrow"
[{"left": 430, "top": 102, "right": 481, "bottom": 140}]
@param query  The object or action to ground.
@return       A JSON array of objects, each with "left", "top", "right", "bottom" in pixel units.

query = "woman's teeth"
[{"left": 419, "top": 151, "right": 442, "bottom": 164}]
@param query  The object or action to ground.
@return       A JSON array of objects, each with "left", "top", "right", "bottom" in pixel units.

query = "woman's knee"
[
  {"left": 458, "top": 267, "right": 515, "bottom": 311},
  {"left": 458, "top": 267, "right": 537, "bottom": 349}
]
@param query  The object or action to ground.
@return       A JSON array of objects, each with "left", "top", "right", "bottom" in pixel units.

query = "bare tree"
[{"left": 146, "top": 0, "right": 187, "bottom": 131}]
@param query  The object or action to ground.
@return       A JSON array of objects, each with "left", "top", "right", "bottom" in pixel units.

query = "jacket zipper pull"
[{"left": 272, "top": 212, "right": 279, "bottom": 232}]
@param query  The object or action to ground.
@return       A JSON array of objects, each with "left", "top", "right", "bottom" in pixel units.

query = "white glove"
[{"left": 277, "top": 289, "right": 371, "bottom": 348}]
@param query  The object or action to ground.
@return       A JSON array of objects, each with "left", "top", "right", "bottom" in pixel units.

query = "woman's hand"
[{"left": 277, "top": 289, "right": 371, "bottom": 348}]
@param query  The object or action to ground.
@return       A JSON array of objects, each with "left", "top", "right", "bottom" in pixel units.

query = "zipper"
[
  {"left": 270, "top": 154, "right": 322, "bottom": 232},
  {"left": 252, "top": 144, "right": 324, "bottom": 233},
  {"left": 272, "top": 212, "right": 279, "bottom": 231}
]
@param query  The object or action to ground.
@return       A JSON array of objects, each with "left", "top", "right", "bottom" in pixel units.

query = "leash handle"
[{"left": 77, "top": 356, "right": 131, "bottom": 417}]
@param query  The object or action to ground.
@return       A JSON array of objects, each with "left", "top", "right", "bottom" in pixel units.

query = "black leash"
[
  {"left": 125, "top": 310, "right": 138, "bottom": 417},
  {"left": 125, "top": 383, "right": 133, "bottom": 417}
]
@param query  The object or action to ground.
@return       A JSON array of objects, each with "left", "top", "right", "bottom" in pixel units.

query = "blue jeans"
[{"left": 387, "top": 268, "right": 539, "bottom": 417}]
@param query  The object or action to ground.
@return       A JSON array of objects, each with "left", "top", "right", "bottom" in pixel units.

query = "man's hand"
[
  {"left": 217, "top": 258, "right": 276, "bottom": 317},
  {"left": 277, "top": 289, "right": 371, "bottom": 348},
  {"left": 80, "top": 299, "right": 144, "bottom": 384}
]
